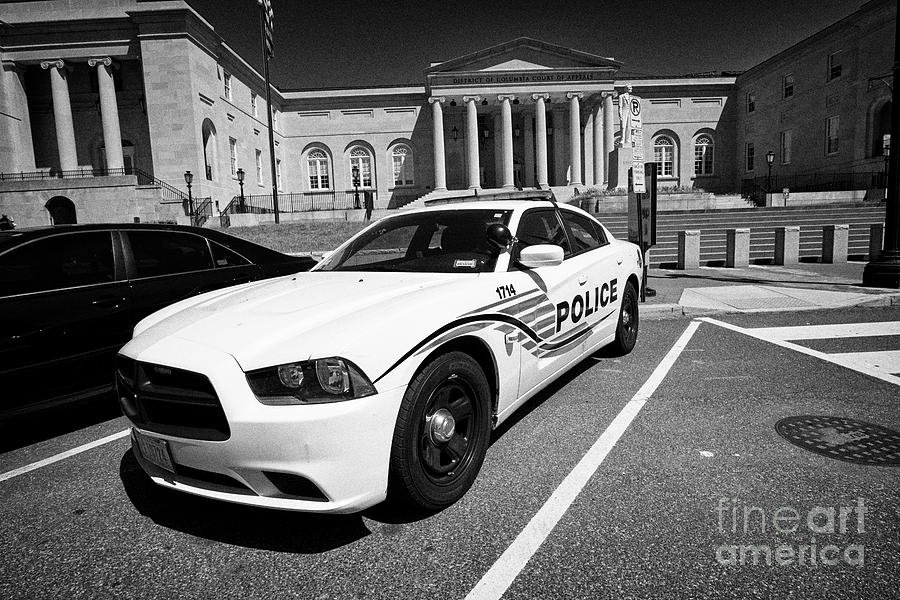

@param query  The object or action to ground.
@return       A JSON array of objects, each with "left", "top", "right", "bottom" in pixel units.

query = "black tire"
[
  {"left": 388, "top": 351, "right": 491, "bottom": 510},
  {"left": 611, "top": 281, "right": 639, "bottom": 355}
]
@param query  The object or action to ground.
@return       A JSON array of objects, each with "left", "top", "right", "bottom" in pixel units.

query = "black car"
[{"left": 0, "top": 224, "right": 315, "bottom": 419}]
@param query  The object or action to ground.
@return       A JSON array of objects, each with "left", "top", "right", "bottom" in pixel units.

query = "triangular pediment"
[{"left": 426, "top": 37, "right": 621, "bottom": 74}]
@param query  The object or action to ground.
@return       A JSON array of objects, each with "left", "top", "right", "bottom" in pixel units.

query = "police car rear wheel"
[
  {"left": 611, "top": 281, "right": 639, "bottom": 355},
  {"left": 389, "top": 351, "right": 491, "bottom": 510}
]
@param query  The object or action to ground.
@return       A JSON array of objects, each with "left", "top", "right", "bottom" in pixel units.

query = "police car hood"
[{"left": 126, "top": 271, "right": 498, "bottom": 377}]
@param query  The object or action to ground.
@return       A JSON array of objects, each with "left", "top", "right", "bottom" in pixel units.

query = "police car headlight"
[{"left": 246, "top": 358, "right": 377, "bottom": 405}]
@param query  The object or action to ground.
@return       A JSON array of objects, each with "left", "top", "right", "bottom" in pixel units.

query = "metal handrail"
[{"left": 0, "top": 165, "right": 192, "bottom": 204}]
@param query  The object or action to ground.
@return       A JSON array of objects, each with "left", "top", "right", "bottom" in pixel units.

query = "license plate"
[{"left": 133, "top": 430, "right": 174, "bottom": 473}]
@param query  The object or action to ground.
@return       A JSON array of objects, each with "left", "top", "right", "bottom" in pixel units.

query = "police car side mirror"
[{"left": 518, "top": 244, "right": 564, "bottom": 268}]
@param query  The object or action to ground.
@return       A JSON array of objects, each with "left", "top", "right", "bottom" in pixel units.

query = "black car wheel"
[
  {"left": 389, "top": 351, "right": 491, "bottom": 510},
  {"left": 611, "top": 281, "right": 639, "bottom": 355}
]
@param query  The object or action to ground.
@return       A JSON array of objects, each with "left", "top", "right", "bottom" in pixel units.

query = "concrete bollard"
[
  {"left": 822, "top": 224, "right": 849, "bottom": 263},
  {"left": 774, "top": 225, "right": 800, "bottom": 265},
  {"left": 726, "top": 228, "right": 750, "bottom": 268},
  {"left": 678, "top": 230, "right": 700, "bottom": 270},
  {"left": 869, "top": 223, "right": 884, "bottom": 261}
]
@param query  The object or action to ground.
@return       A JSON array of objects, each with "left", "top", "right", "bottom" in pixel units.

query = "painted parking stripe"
[
  {"left": 465, "top": 320, "right": 702, "bottom": 600},
  {"left": 747, "top": 321, "right": 900, "bottom": 341},
  {"left": 829, "top": 350, "right": 900, "bottom": 374},
  {"left": 0, "top": 429, "right": 130, "bottom": 484},
  {"left": 700, "top": 317, "right": 900, "bottom": 387}
]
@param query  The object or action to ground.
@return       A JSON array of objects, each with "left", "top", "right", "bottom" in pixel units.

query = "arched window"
[
  {"left": 349, "top": 146, "right": 373, "bottom": 188},
  {"left": 307, "top": 149, "right": 330, "bottom": 190},
  {"left": 654, "top": 135, "right": 675, "bottom": 178},
  {"left": 391, "top": 144, "right": 414, "bottom": 186},
  {"left": 201, "top": 119, "right": 217, "bottom": 181},
  {"left": 872, "top": 101, "right": 891, "bottom": 157},
  {"left": 693, "top": 134, "right": 714, "bottom": 176}
]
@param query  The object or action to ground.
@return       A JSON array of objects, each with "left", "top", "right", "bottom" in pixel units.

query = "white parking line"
[
  {"left": 699, "top": 317, "right": 900, "bottom": 387},
  {"left": 0, "top": 429, "right": 130, "bottom": 484},
  {"left": 748, "top": 321, "right": 900, "bottom": 341},
  {"left": 465, "top": 320, "right": 702, "bottom": 600},
  {"left": 830, "top": 350, "right": 900, "bottom": 374}
]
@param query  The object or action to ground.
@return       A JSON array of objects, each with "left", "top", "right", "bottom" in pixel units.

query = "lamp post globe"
[
  {"left": 236, "top": 167, "right": 246, "bottom": 212},
  {"left": 184, "top": 170, "right": 194, "bottom": 225},
  {"left": 766, "top": 151, "right": 775, "bottom": 192}
]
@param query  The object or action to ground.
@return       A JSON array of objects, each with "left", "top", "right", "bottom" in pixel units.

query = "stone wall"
[{"left": 0, "top": 175, "right": 182, "bottom": 226}]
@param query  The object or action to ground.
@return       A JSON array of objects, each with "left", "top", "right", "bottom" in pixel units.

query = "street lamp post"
[
  {"left": 184, "top": 170, "right": 194, "bottom": 226},
  {"left": 766, "top": 150, "right": 775, "bottom": 192},
  {"left": 352, "top": 165, "right": 361, "bottom": 209},
  {"left": 236, "top": 167, "right": 245, "bottom": 212},
  {"left": 863, "top": 14, "right": 900, "bottom": 288},
  {"left": 883, "top": 135, "right": 891, "bottom": 191}
]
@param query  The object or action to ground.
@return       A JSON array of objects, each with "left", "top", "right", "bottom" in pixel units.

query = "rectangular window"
[
  {"left": 780, "top": 130, "right": 792, "bottom": 165},
  {"left": 746, "top": 142, "right": 755, "bottom": 172},
  {"left": 276, "top": 158, "right": 282, "bottom": 191},
  {"left": 827, "top": 52, "right": 842, "bottom": 81},
  {"left": 255, "top": 149, "right": 263, "bottom": 185},
  {"left": 224, "top": 72, "right": 232, "bottom": 101},
  {"left": 826, "top": 116, "right": 840, "bottom": 155},
  {"left": 251, "top": 92, "right": 257, "bottom": 117},
  {"left": 747, "top": 92, "right": 755, "bottom": 113},
  {"left": 229, "top": 138, "right": 237, "bottom": 177},
  {"left": 783, "top": 74, "right": 794, "bottom": 99}
]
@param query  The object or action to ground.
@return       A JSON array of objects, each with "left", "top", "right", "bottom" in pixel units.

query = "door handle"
[
  {"left": 92, "top": 296, "right": 125, "bottom": 309},
  {"left": 578, "top": 275, "right": 587, "bottom": 286},
  {"left": 617, "top": 258, "right": 623, "bottom": 265}
]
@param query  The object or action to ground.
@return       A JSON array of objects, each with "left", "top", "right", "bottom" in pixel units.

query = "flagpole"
[{"left": 259, "top": 2, "right": 279, "bottom": 224}]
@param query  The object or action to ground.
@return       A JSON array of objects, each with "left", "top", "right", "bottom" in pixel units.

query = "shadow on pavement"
[
  {"left": 650, "top": 271, "right": 864, "bottom": 289},
  {"left": 0, "top": 391, "right": 121, "bottom": 453},
  {"left": 119, "top": 449, "right": 372, "bottom": 553},
  {"left": 489, "top": 350, "right": 607, "bottom": 444}
]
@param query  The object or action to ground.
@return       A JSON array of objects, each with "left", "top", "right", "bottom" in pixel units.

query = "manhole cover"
[{"left": 775, "top": 416, "right": 900, "bottom": 467}]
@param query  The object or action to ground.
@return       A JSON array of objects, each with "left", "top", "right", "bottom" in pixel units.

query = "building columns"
[
  {"left": 593, "top": 103, "right": 604, "bottom": 186},
  {"left": 429, "top": 96, "right": 446, "bottom": 191},
  {"left": 567, "top": 92, "right": 583, "bottom": 186},
  {"left": 41, "top": 59, "right": 78, "bottom": 171},
  {"left": 584, "top": 109, "right": 594, "bottom": 187},
  {"left": 463, "top": 96, "right": 481, "bottom": 189},
  {"left": 524, "top": 111, "right": 534, "bottom": 187},
  {"left": 498, "top": 95, "right": 515, "bottom": 189},
  {"left": 602, "top": 92, "right": 614, "bottom": 186},
  {"left": 532, "top": 93, "right": 549, "bottom": 189},
  {"left": 89, "top": 57, "right": 124, "bottom": 171}
]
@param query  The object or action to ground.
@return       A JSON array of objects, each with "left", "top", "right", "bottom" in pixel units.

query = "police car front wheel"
[{"left": 389, "top": 351, "right": 491, "bottom": 511}]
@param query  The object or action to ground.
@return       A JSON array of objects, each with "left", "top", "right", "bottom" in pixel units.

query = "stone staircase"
[{"left": 596, "top": 203, "right": 886, "bottom": 268}]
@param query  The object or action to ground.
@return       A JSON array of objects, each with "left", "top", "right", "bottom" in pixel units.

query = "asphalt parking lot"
[{"left": 2, "top": 306, "right": 899, "bottom": 600}]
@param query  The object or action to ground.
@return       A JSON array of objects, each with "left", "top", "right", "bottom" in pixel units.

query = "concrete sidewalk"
[{"left": 642, "top": 261, "right": 900, "bottom": 318}]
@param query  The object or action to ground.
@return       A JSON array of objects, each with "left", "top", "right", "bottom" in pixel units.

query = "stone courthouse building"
[{"left": 0, "top": 0, "right": 894, "bottom": 226}]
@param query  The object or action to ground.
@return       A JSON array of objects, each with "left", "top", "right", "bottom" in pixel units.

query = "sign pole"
[
  {"left": 259, "top": 3, "right": 279, "bottom": 224},
  {"left": 863, "top": 13, "right": 899, "bottom": 287}
]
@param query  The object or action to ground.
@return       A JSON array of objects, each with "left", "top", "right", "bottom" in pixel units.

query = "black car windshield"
[{"left": 317, "top": 209, "right": 512, "bottom": 273}]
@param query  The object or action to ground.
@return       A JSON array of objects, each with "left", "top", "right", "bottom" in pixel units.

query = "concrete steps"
[{"left": 594, "top": 204, "right": 885, "bottom": 267}]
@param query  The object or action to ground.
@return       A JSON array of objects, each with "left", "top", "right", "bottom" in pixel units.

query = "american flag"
[{"left": 257, "top": 0, "right": 274, "bottom": 57}]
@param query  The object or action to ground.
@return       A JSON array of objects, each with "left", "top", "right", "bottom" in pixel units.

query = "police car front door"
[{"left": 512, "top": 208, "right": 587, "bottom": 399}]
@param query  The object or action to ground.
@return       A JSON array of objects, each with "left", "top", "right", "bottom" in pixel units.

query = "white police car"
[{"left": 117, "top": 191, "right": 643, "bottom": 513}]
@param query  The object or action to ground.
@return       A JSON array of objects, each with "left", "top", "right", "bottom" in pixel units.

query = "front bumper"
[{"left": 121, "top": 336, "right": 406, "bottom": 514}]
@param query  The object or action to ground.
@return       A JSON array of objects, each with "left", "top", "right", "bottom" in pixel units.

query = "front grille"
[{"left": 117, "top": 356, "right": 230, "bottom": 441}]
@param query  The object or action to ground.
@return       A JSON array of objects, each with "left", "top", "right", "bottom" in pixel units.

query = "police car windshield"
[{"left": 317, "top": 209, "right": 512, "bottom": 273}]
